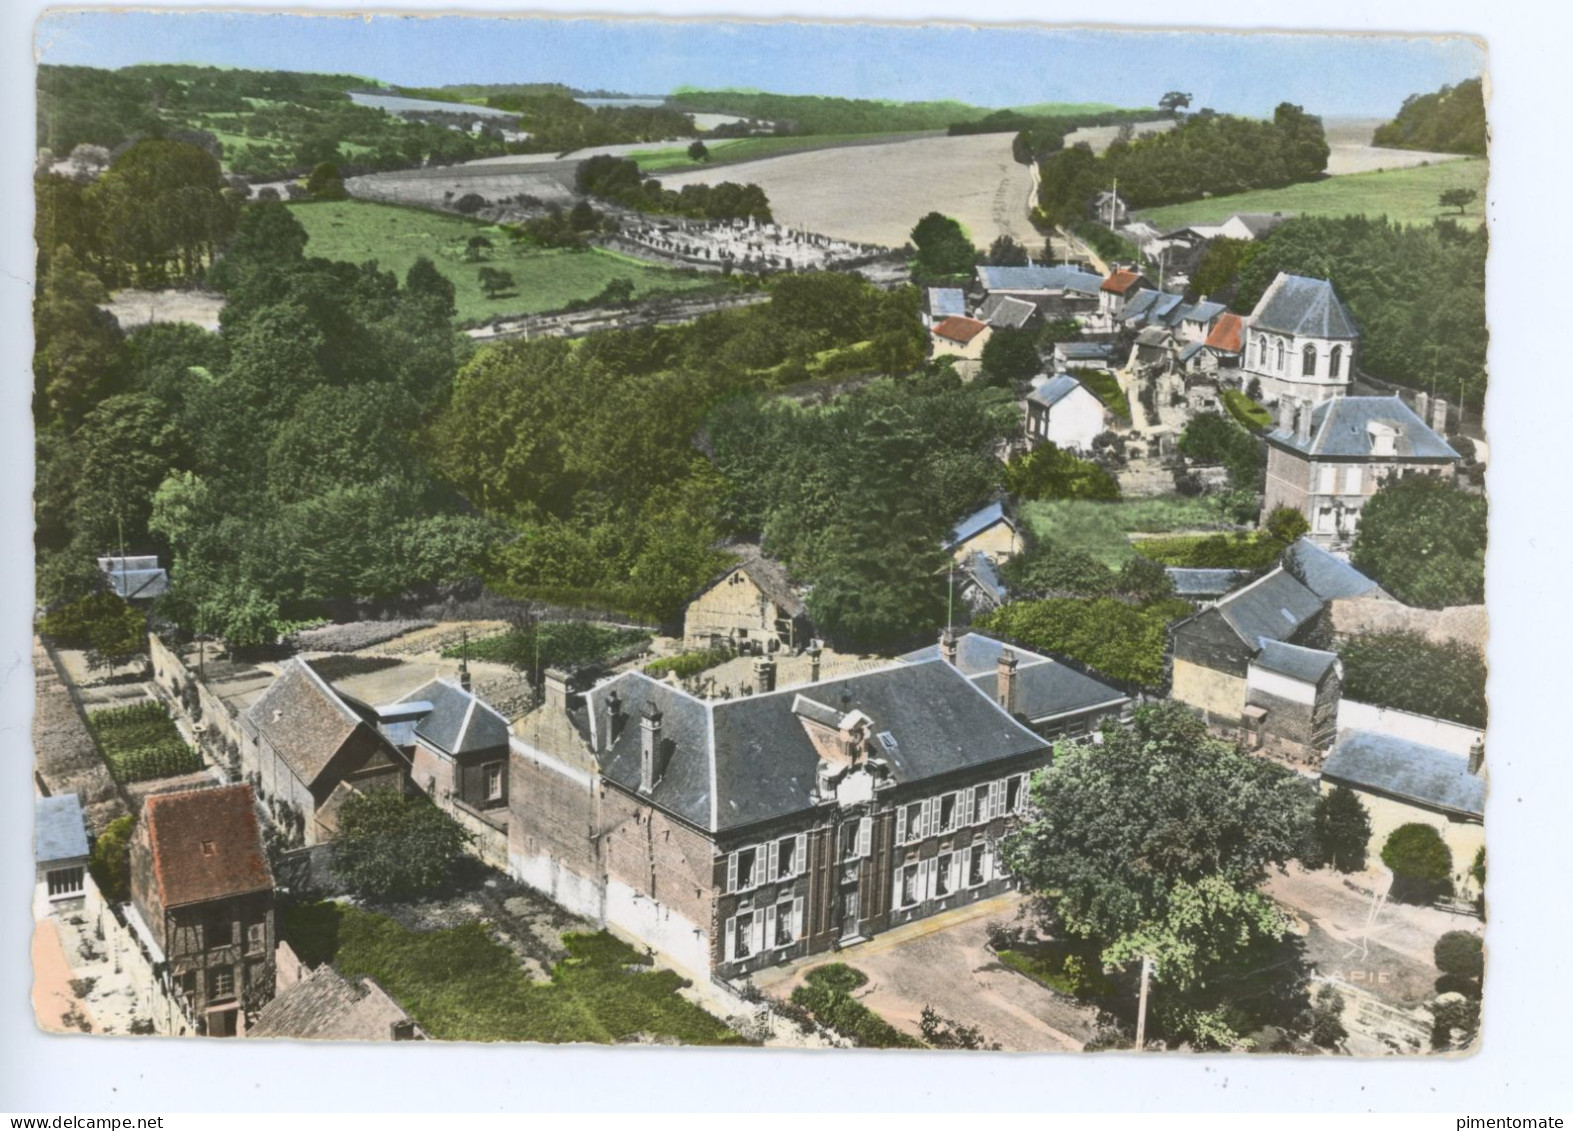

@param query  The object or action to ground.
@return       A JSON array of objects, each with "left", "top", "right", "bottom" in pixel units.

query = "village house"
[
  {"left": 240, "top": 659, "right": 411, "bottom": 845},
  {"left": 506, "top": 630, "right": 1128, "bottom": 981},
  {"left": 1194, "top": 311, "right": 1246, "bottom": 376},
  {"left": 1165, "top": 566, "right": 1253, "bottom": 606},
  {"left": 34, "top": 793, "right": 92, "bottom": 916},
  {"left": 1024, "top": 373, "right": 1109, "bottom": 453},
  {"left": 953, "top": 552, "right": 1008, "bottom": 613},
  {"left": 1262, "top": 395, "right": 1460, "bottom": 548},
  {"left": 1320, "top": 731, "right": 1485, "bottom": 899},
  {"left": 1090, "top": 189, "right": 1130, "bottom": 226},
  {"left": 944, "top": 502, "right": 1022, "bottom": 565},
  {"left": 97, "top": 554, "right": 169, "bottom": 602},
  {"left": 391, "top": 665, "right": 512, "bottom": 821},
  {"left": 930, "top": 315, "right": 992, "bottom": 378},
  {"left": 682, "top": 544, "right": 810, "bottom": 652},
  {"left": 1170, "top": 539, "right": 1387, "bottom": 745},
  {"left": 126, "top": 783, "right": 276, "bottom": 1037},
  {"left": 1053, "top": 341, "right": 1117, "bottom": 371},
  {"left": 1098, "top": 267, "right": 1149, "bottom": 323},
  {"left": 1241, "top": 273, "right": 1360, "bottom": 404},
  {"left": 972, "top": 264, "right": 1104, "bottom": 322},
  {"left": 977, "top": 293, "right": 1039, "bottom": 332},
  {"left": 250, "top": 955, "right": 421, "bottom": 1041}
]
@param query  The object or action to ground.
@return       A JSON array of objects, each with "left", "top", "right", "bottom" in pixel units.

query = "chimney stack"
[
  {"left": 1467, "top": 736, "right": 1484, "bottom": 776},
  {"left": 1277, "top": 396, "right": 1295, "bottom": 435},
  {"left": 940, "top": 628, "right": 958, "bottom": 667},
  {"left": 1415, "top": 391, "right": 1430, "bottom": 427},
  {"left": 459, "top": 629, "right": 472, "bottom": 692},
  {"left": 1431, "top": 396, "right": 1449, "bottom": 435},
  {"left": 1295, "top": 398, "right": 1312, "bottom": 446},
  {"left": 543, "top": 666, "right": 570, "bottom": 715},
  {"left": 639, "top": 700, "right": 664, "bottom": 793},
  {"left": 808, "top": 640, "right": 822, "bottom": 683},
  {"left": 753, "top": 655, "right": 777, "bottom": 695},
  {"left": 997, "top": 649, "right": 1019, "bottom": 716}
]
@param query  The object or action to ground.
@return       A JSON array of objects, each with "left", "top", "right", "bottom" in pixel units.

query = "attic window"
[
  {"left": 876, "top": 731, "right": 899, "bottom": 752},
  {"left": 200, "top": 840, "right": 216, "bottom": 856}
]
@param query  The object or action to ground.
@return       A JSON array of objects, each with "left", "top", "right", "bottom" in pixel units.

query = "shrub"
[
  {"left": 453, "top": 193, "right": 487, "bottom": 214},
  {"left": 1310, "top": 985, "right": 1347, "bottom": 1049},
  {"left": 1434, "top": 931, "right": 1484, "bottom": 982},
  {"left": 806, "top": 962, "right": 868, "bottom": 994},
  {"left": 920, "top": 1005, "right": 1001, "bottom": 1050},
  {"left": 1430, "top": 991, "right": 1480, "bottom": 1050},
  {"left": 332, "top": 789, "right": 472, "bottom": 900},
  {"left": 1003, "top": 443, "right": 1120, "bottom": 502},
  {"left": 89, "top": 815, "right": 134, "bottom": 903},
  {"left": 1312, "top": 785, "right": 1372, "bottom": 873},
  {"left": 1381, "top": 823, "right": 1453, "bottom": 904},
  {"left": 1337, "top": 630, "right": 1487, "bottom": 729},
  {"left": 1221, "top": 389, "right": 1273, "bottom": 431},
  {"left": 1177, "top": 411, "right": 1262, "bottom": 489},
  {"left": 644, "top": 648, "right": 730, "bottom": 680},
  {"left": 790, "top": 963, "right": 920, "bottom": 1048}
]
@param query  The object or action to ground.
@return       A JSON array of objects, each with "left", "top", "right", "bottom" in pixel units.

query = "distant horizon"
[{"left": 35, "top": 13, "right": 1486, "bottom": 119}]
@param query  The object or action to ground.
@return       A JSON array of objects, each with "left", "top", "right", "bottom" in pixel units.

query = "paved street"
[{"left": 758, "top": 894, "right": 1100, "bottom": 1052}]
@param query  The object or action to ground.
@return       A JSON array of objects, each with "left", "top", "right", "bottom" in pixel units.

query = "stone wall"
[
  {"left": 1327, "top": 596, "right": 1488, "bottom": 651},
  {"left": 147, "top": 634, "right": 247, "bottom": 773}
]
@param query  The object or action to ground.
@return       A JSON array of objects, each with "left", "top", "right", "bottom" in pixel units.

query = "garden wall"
[
  {"left": 1337, "top": 699, "right": 1483, "bottom": 757},
  {"left": 147, "top": 633, "right": 248, "bottom": 767},
  {"left": 1327, "top": 596, "right": 1487, "bottom": 650}
]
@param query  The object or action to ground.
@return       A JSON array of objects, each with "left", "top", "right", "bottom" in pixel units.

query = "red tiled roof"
[
  {"left": 933, "top": 316, "right": 989, "bottom": 345},
  {"left": 145, "top": 784, "right": 273, "bottom": 908},
  {"left": 1101, "top": 269, "right": 1142, "bottom": 295},
  {"left": 1205, "top": 312, "right": 1245, "bottom": 353}
]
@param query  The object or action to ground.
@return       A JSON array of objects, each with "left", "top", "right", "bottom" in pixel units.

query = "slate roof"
[
  {"left": 1027, "top": 374, "right": 1090, "bottom": 410},
  {"left": 946, "top": 502, "right": 1013, "bottom": 549},
  {"left": 728, "top": 545, "right": 807, "bottom": 617},
  {"left": 247, "top": 660, "right": 368, "bottom": 788},
  {"left": 933, "top": 315, "right": 989, "bottom": 345},
  {"left": 399, "top": 679, "right": 511, "bottom": 756},
  {"left": 35, "top": 794, "right": 90, "bottom": 864},
  {"left": 584, "top": 657, "right": 1050, "bottom": 833},
  {"left": 143, "top": 784, "right": 273, "bottom": 909},
  {"left": 1178, "top": 341, "right": 1206, "bottom": 364},
  {"left": 98, "top": 556, "right": 168, "bottom": 600},
  {"left": 927, "top": 287, "right": 967, "bottom": 320},
  {"left": 1230, "top": 212, "right": 1286, "bottom": 238},
  {"left": 1182, "top": 300, "right": 1227, "bottom": 326},
  {"left": 1322, "top": 731, "right": 1484, "bottom": 819},
  {"left": 1204, "top": 312, "right": 1245, "bottom": 353},
  {"left": 1282, "top": 538, "right": 1384, "bottom": 601},
  {"left": 250, "top": 964, "right": 417, "bottom": 1042},
  {"left": 1250, "top": 273, "right": 1359, "bottom": 339},
  {"left": 976, "top": 264, "right": 1102, "bottom": 295},
  {"left": 1215, "top": 568, "right": 1324, "bottom": 647},
  {"left": 1166, "top": 567, "right": 1251, "bottom": 599},
  {"left": 898, "top": 632, "right": 1129, "bottom": 723},
  {"left": 1056, "top": 342, "right": 1114, "bottom": 361},
  {"left": 1268, "top": 397, "right": 1460, "bottom": 461},
  {"left": 962, "top": 552, "right": 1006, "bottom": 606},
  {"left": 978, "top": 293, "right": 1038, "bottom": 330},
  {"left": 1136, "top": 325, "right": 1173, "bottom": 346},
  {"left": 1119, "top": 289, "right": 1184, "bottom": 326},
  {"left": 1253, "top": 639, "right": 1339, "bottom": 683}
]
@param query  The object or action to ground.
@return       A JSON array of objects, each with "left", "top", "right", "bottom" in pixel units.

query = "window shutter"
[
  {"left": 766, "top": 903, "right": 778, "bottom": 948},
  {"left": 724, "top": 916, "right": 737, "bottom": 962},
  {"left": 751, "top": 909, "right": 765, "bottom": 955},
  {"left": 991, "top": 781, "right": 1005, "bottom": 820},
  {"left": 920, "top": 798, "right": 933, "bottom": 840},
  {"left": 895, "top": 805, "right": 907, "bottom": 845},
  {"left": 727, "top": 852, "right": 738, "bottom": 893},
  {"left": 924, "top": 857, "right": 936, "bottom": 900},
  {"left": 893, "top": 866, "right": 904, "bottom": 908},
  {"left": 751, "top": 846, "right": 764, "bottom": 889},
  {"left": 793, "top": 832, "right": 807, "bottom": 877},
  {"left": 766, "top": 841, "right": 780, "bottom": 884},
  {"left": 793, "top": 896, "right": 804, "bottom": 941},
  {"left": 857, "top": 817, "right": 872, "bottom": 859}
]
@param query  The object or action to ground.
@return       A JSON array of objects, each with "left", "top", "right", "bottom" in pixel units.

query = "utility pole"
[
  {"left": 1109, "top": 177, "right": 1119, "bottom": 230},
  {"left": 946, "top": 560, "right": 954, "bottom": 634},
  {"left": 1134, "top": 954, "right": 1154, "bottom": 1051}
]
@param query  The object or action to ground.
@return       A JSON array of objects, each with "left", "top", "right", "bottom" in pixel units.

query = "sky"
[{"left": 34, "top": 11, "right": 1485, "bottom": 118}]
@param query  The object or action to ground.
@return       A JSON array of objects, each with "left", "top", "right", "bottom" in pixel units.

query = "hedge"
[
  {"left": 1221, "top": 389, "right": 1274, "bottom": 431},
  {"left": 1337, "top": 630, "right": 1487, "bottom": 729},
  {"left": 644, "top": 648, "right": 731, "bottom": 680},
  {"left": 790, "top": 963, "right": 921, "bottom": 1048}
]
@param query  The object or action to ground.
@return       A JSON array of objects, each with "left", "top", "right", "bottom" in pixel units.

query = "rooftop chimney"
[
  {"left": 639, "top": 700, "right": 664, "bottom": 793},
  {"left": 1415, "top": 391, "right": 1431, "bottom": 427},
  {"left": 607, "top": 689, "right": 625, "bottom": 744},
  {"left": 997, "top": 649, "right": 1019, "bottom": 716},
  {"left": 1295, "top": 398, "right": 1312, "bottom": 446},
  {"left": 1467, "top": 736, "right": 1484, "bottom": 776},
  {"left": 753, "top": 656, "right": 777, "bottom": 695},
  {"left": 1277, "top": 396, "right": 1294, "bottom": 435},
  {"left": 458, "top": 629, "right": 472, "bottom": 693},
  {"left": 808, "top": 639, "right": 822, "bottom": 683},
  {"left": 940, "top": 628, "right": 958, "bottom": 667},
  {"left": 1431, "top": 396, "right": 1448, "bottom": 435},
  {"left": 543, "top": 666, "right": 570, "bottom": 715}
]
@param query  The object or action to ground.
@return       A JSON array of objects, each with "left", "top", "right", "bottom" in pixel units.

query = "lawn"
[
  {"left": 997, "top": 947, "right": 1115, "bottom": 999},
  {"left": 288, "top": 200, "right": 725, "bottom": 322},
  {"left": 282, "top": 902, "right": 747, "bottom": 1045},
  {"left": 86, "top": 701, "right": 204, "bottom": 784},
  {"left": 440, "top": 620, "right": 651, "bottom": 671},
  {"left": 1077, "top": 370, "right": 1132, "bottom": 422},
  {"left": 1221, "top": 388, "right": 1274, "bottom": 431},
  {"left": 1018, "top": 496, "right": 1238, "bottom": 568},
  {"left": 1138, "top": 158, "right": 1488, "bottom": 230},
  {"left": 630, "top": 131, "right": 937, "bottom": 173}
]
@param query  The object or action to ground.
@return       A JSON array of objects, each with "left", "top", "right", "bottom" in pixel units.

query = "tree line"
[
  {"left": 1034, "top": 104, "right": 1331, "bottom": 226},
  {"left": 575, "top": 155, "right": 773, "bottom": 223},
  {"left": 1371, "top": 78, "right": 1487, "bottom": 157}
]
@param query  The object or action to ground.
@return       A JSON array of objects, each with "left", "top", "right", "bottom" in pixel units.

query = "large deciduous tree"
[
  {"left": 909, "top": 212, "right": 976, "bottom": 279},
  {"left": 332, "top": 788, "right": 472, "bottom": 900},
  {"left": 1350, "top": 475, "right": 1486, "bottom": 608}
]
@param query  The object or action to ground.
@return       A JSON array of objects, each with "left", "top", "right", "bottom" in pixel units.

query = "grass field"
[
  {"left": 1077, "top": 370, "right": 1132, "bottom": 422},
  {"left": 631, "top": 131, "right": 936, "bottom": 173},
  {"left": 282, "top": 902, "right": 747, "bottom": 1045},
  {"left": 1221, "top": 389, "right": 1274, "bottom": 431},
  {"left": 1019, "top": 496, "right": 1237, "bottom": 567},
  {"left": 289, "top": 200, "right": 723, "bottom": 322},
  {"left": 1139, "top": 158, "right": 1487, "bottom": 230}
]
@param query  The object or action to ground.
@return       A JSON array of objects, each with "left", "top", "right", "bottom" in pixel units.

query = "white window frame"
[
  {"left": 724, "top": 908, "right": 766, "bottom": 963},
  {"left": 964, "top": 842, "right": 992, "bottom": 888},
  {"left": 772, "top": 898, "right": 803, "bottom": 948},
  {"left": 895, "top": 861, "right": 922, "bottom": 909},
  {"left": 856, "top": 817, "right": 872, "bottom": 859},
  {"left": 1318, "top": 465, "right": 1338, "bottom": 495},
  {"left": 1344, "top": 466, "right": 1363, "bottom": 495},
  {"left": 727, "top": 845, "right": 763, "bottom": 894},
  {"left": 937, "top": 791, "right": 960, "bottom": 835},
  {"left": 45, "top": 865, "right": 84, "bottom": 900},
  {"left": 934, "top": 852, "right": 957, "bottom": 898},
  {"left": 770, "top": 832, "right": 808, "bottom": 881},
  {"left": 484, "top": 762, "right": 504, "bottom": 801}
]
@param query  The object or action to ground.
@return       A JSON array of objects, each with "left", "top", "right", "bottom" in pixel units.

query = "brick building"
[
  {"left": 391, "top": 669, "right": 511, "bottom": 820},
  {"left": 241, "top": 659, "right": 411, "bottom": 845},
  {"left": 127, "top": 784, "right": 276, "bottom": 1037},
  {"left": 1262, "top": 395, "right": 1460, "bottom": 548},
  {"left": 507, "top": 632, "right": 1128, "bottom": 982}
]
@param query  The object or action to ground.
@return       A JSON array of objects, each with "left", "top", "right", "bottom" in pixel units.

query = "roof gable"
[
  {"left": 1282, "top": 538, "right": 1384, "bottom": 601},
  {"left": 947, "top": 502, "right": 1014, "bottom": 549},
  {"left": 402, "top": 679, "right": 511, "bottom": 756},
  {"left": 933, "top": 316, "right": 989, "bottom": 344},
  {"left": 1253, "top": 639, "right": 1339, "bottom": 683},
  {"left": 1216, "top": 567, "right": 1324, "bottom": 647},
  {"left": 1204, "top": 312, "right": 1245, "bottom": 353},
  {"left": 250, "top": 965, "right": 414, "bottom": 1041},
  {"left": 1250, "top": 273, "right": 1359, "bottom": 339},
  {"left": 247, "top": 660, "right": 365, "bottom": 787}
]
